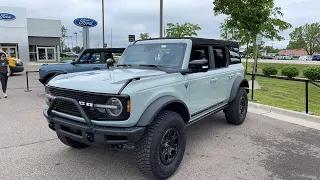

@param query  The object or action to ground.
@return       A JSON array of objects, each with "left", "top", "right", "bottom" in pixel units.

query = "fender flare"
[
  {"left": 43, "top": 71, "right": 67, "bottom": 84},
  {"left": 136, "top": 95, "right": 190, "bottom": 126},
  {"left": 228, "top": 76, "right": 249, "bottom": 103}
]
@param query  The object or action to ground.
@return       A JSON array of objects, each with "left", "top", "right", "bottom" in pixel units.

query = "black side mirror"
[
  {"left": 106, "top": 58, "right": 114, "bottom": 68},
  {"left": 189, "top": 59, "right": 209, "bottom": 72},
  {"left": 71, "top": 59, "right": 76, "bottom": 65}
]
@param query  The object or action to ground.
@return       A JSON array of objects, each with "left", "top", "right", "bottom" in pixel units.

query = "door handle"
[
  {"left": 229, "top": 74, "right": 235, "bottom": 79},
  {"left": 210, "top": 78, "right": 217, "bottom": 83}
]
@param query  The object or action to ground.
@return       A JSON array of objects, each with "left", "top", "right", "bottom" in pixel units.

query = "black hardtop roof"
[
  {"left": 136, "top": 37, "right": 239, "bottom": 47},
  {"left": 83, "top": 47, "right": 126, "bottom": 53}
]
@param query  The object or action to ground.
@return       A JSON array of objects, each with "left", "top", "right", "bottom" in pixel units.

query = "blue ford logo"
[
  {"left": 0, "top": 13, "right": 16, "bottom": 21},
  {"left": 73, "top": 18, "right": 98, "bottom": 28}
]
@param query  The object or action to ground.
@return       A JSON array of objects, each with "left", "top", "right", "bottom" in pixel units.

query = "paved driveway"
[{"left": 0, "top": 68, "right": 319, "bottom": 180}]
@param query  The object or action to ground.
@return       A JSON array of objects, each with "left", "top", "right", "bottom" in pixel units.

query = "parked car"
[
  {"left": 260, "top": 55, "right": 273, "bottom": 59},
  {"left": 42, "top": 37, "right": 249, "bottom": 179},
  {"left": 277, "top": 55, "right": 293, "bottom": 60},
  {"left": 0, "top": 49, "right": 24, "bottom": 75},
  {"left": 312, "top": 54, "right": 320, "bottom": 61},
  {"left": 60, "top": 52, "right": 79, "bottom": 58},
  {"left": 38, "top": 48, "right": 125, "bottom": 85},
  {"left": 299, "top": 55, "right": 313, "bottom": 61}
]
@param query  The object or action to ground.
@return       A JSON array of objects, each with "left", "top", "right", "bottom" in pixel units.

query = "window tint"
[
  {"left": 79, "top": 52, "right": 102, "bottom": 64},
  {"left": 212, "top": 47, "right": 227, "bottom": 68},
  {"left": 229, "top": 46, "right": 241, "bottom": 64}
]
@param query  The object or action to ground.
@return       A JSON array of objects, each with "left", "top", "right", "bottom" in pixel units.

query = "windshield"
[{"left": 118, "top": 43, "right": 187, "bottom": 69}]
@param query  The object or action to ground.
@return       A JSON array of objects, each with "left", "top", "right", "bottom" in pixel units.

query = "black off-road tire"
[
  {"left": 57, "top": 133, "right": 89, "bottom": 149},
  {"left": 224, "top": 87, "right": 248, "bottom": 125},
  {"left": 134, "top": 110, "right": 186, "bottom": 180}
]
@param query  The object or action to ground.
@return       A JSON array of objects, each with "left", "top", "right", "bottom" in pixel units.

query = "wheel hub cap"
[{"left": 160, "top": 128, "right": 180, "bottom": 165}]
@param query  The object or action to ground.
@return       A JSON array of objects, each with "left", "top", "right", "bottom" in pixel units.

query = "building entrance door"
[
  {"left": 1, "top": 46, "right": 18, "bottom": 58},
  {"left": 37, "top": 47, "right": 56, "bottom": 61}
]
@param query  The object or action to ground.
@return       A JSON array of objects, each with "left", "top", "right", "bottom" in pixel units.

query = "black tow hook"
[
  {"left": 111, "top": 144, "right": 123, "bottom": 152},
  {"left": 48, "top": 123, "right": 55, "bottom": 131},
  {"left": 85, "top": 132, "right": 94, "bottom": 142}
]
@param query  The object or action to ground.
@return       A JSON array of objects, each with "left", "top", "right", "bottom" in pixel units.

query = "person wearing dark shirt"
[{"left": 0, "top": 52, "right": 10, "bottom": 98}]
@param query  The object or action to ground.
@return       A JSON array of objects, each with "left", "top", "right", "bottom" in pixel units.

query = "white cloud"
[{"left": 4, "top": 0, "right": 320, "bottom": 48}]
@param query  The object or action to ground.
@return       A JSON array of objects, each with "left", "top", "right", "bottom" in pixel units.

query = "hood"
[
  {"left": 48, "top": 68, "right": 167, "bottom": 94},
  {"left": 40, "top": 62, "right": 72, "bottom": 69},
  {"left": 7, "top": 57, "right": 22, "bottom": 62}
]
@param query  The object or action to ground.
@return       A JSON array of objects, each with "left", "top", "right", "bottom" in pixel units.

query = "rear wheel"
[
  {"left": 10, "top": 67, "right": 13, "bottom": 76},
  {"left": 57, "top": 133, "right": 89, "bottom": 149},
  {"left": 134, "top": 110, "right": 186, "bottom": 180},
  {"left": 224, "top": 87, "right": 248, "bottom": 125}
]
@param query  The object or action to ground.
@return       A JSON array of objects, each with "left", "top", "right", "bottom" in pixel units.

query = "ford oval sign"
[
  {"left": 0, "top": 13, "right": 16, "bottom": 21},
  {"left": 73, "top": 18, "right": 98, "bottom": 28}
]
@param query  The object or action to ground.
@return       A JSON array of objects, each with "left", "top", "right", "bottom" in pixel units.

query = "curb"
[{"left": 248, "top": 102, "right": 320, "bottom": 123}]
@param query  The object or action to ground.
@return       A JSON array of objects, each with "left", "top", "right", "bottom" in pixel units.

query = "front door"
[
  {"left": 1, "top": 46, "right": 18, "bottom": 58},
  {"left": 37, "top": 47, "right": 56, "bottom": 61},
  {"left": 186, "top": 46, "right": 219, "bottom": 117},
  {"left": 73, "top": 52, "right": 107, "bottom": 72}
]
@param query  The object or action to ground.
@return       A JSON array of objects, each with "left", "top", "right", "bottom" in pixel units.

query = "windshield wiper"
[
  {"left": 117, "top": 64, "right": 132, "bottom": 67},
  {"left": 139, "top": 64, "right": 164, "bottom": 70}
]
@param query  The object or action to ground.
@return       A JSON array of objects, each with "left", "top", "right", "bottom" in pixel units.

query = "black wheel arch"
[
  {"left": 228, "top": 76, "right": 249, "bottom": 103},
  {"left": 136, "top": 96, "right": 190, "bottom": 126},
  {"left": 43, "top": 71, "right": 66, "bottom": 84}
]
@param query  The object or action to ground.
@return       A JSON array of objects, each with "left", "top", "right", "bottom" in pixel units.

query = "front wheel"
[
  {"left": 224, "top": 87, "right": 248, "bottom": 125},
  {"left": 134, "top": 110, "right": 186, "bottom": 180}
]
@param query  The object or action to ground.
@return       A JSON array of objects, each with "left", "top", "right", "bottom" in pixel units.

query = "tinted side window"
[{"left": 229, "top": 46, "right": 241, "bottom": 64}]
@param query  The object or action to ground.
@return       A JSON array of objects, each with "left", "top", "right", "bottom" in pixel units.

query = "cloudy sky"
[{"left": 4, "top": 0, "right": 320, "bottom": 49}]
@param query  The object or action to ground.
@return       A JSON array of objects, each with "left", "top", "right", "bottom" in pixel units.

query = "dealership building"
[{"left": 0, "top": 6, "right": 62, "bottom": 62}]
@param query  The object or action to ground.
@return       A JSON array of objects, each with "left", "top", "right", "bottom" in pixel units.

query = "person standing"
[{"left": 0, "top": 52, "right": 10, "bottom": 98}]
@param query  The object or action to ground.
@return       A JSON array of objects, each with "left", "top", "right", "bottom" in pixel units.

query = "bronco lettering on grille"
[{"left": 79, "top": 101, "right": 94, "bottom": 107}]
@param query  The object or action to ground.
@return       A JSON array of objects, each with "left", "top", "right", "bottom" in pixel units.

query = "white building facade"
[{"left": 0, "top": 6, "right": 61, "bottom": 62}]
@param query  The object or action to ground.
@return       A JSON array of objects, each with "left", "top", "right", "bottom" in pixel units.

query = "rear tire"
[
  {"left": 224, "top": 87, "right": 248, "bottom": 125},
  {"left": 57, "top": 133, "right": 89, "bottom": 149},
  {"left": 134, "top": 110, "right": 186, "bottom": 180}
]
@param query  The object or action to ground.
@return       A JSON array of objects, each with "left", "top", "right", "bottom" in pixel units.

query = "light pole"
[
  {"left": 102, "top": 0, "right": 105, "bottom": 48},
  {"left": 69, "top": 36, "right": 73, "bottom": 51},
  {"left": 160, "top": 0, "right": 163, "bottom": 38},
  {"left": 74, "top": 32, "right": 78, "bottom": 47}
]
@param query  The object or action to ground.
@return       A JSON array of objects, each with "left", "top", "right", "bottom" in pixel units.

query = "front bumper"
[
  {"left": 10, "top": 65, "right": 24, "bottom": 73},
  {"left": 44, "top": 96, "right": 145, "bottom": 146}
]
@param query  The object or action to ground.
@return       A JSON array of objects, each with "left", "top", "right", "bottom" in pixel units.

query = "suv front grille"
[{"left": 48, "top": 86, "right": 106, "bottom": 120}]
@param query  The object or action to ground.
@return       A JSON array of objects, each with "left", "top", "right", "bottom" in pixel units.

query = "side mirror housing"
[
  {"left": 107, "top": 58, "right": 114, "bottom": 67},
  {"left": 71, "top": 59, "right": 76, "bottom": 65},
  {"left": 188, "top": 59, "right": 209, "bottom": 72}
]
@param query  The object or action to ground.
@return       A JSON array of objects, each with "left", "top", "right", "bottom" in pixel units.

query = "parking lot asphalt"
[{"left": 0, "top": 66, "right": 319, "bottom": 180}]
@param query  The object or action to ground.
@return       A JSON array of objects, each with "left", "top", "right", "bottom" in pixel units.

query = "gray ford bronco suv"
[{"left": 43, "top": 37, "right": 249, "bottom": 180}]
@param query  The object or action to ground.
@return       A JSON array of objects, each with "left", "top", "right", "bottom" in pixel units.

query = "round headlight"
[{"left": 106, "top": 98, "right": 123, "bottom": 117}]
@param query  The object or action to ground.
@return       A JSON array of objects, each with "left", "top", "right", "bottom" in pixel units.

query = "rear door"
[{"left": 210, "top": 46, "right": 236, "bottom": 103}]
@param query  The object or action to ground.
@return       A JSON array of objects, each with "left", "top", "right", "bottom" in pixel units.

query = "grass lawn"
[
  {"left": 244, "top": 70, "right": 320, "bottom": 116},
  {"left": 243, "top": 62, "right": 320, "bottom": 78},
  {"left": 60, "top": 57, "right": 74, "bottom": 61}
]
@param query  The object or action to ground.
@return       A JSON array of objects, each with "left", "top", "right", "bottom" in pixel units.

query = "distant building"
[
  {"left": 0, "top": 6, "right": 62, "bottom": 62},
  {"left": 279, "top": 49, "right": 319, "bottom": 56}
]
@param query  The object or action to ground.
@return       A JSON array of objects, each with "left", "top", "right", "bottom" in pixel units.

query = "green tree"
[
  {"left": 165, "top": 22, "right": 201, "bottom": 37},
  {"left": 287, "top": 23, "right": 320, "bottom": 55},
  {"left": 213, "top": 0, "right": 292, "bottom": 73},
  {"left": 60, "top": 25, "right": 68, "bottom": 52},
  {"left": 72, "top": 46, "right": 83, "bottom": 53},
  {"left": 139, "top": 33, "right": 151, "bottom": 40},
  {"left": 262, "top": 46, "right": 279, "bottom": 53}
]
